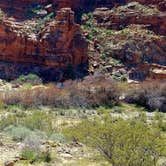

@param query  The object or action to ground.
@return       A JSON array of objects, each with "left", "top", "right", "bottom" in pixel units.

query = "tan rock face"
[{"left": 0, "top": 7, "right": 88, "bottom": 68}]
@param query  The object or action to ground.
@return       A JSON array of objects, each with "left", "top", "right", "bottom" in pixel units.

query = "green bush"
[
  {"left": 0, "top": 114, "right": 17, "bottom": 130},
  {"left": 64, "top": 116, "right": 166, "bottom": 166},
  {"left": 20, "top": 150, "right": 51, "bottom": 163},
  {"left": 96, "top": 106, "right": 110, "bottom": 115},
  {"left": 15, "top": 74, "right": 42, "bottom": 85},
  {"left": 38, "top": 151, "right": 51, "bottom": 163},
  {"left": 153, "top": 111, "right": 166, "bottom": 131},
  {"left": 0, "top": 111, "right": 54, "bottom": 134},
  {"left": 35, "top": 12, "right": 54, "bottom": 33},
  {"left": 21, "top": 150, "right": 37, "bottom": 162}
]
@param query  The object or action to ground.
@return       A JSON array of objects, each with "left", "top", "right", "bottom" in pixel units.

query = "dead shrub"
[
  {"left": 125, "top": 81, "right": 166, "bottom": 112},
  {"left": 0, "top": 76, "right": 120, "bottom": 108}
]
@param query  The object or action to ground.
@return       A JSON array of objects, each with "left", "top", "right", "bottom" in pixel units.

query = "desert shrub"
[
  {"left": 153, "top": 111, "right": 166, "bottom": 131},
  {"left": 0, "top": 111, "right": 54, "bottom": 134},
  {"left": 64, "top": 116, "right": 166, "bottom": 166},
  {"left": 0, "top": 90, "right": 22, "bottom": 105},
  {"left": 21, "top": 111, "right": 53, "bottom": 133},
  {"left": 0, "top": 76, "right": 120, "bottom": 108},
  {"left": 125, "top": 81, "right": 166, "bottom": 112},
  {"left": 4, "top": 126, "right": 32, "bottom": 141},
  {"left": 49, "top": 133, "right": 67, "bottom": 143},
  {"left": 0, "top": 114, "right": 17, "bottom": 130},
  {"left": 4, "top": 125, "right": 48, "bottom": 141},
  {"left": 37, "top": 151, "right": 51, "bottom": 163},
  {"left": 21, "top": 150, "right": 37, "bottom": 162},
  {"left": 23, "top": 134, "right": 43, "bottom": 151},
  {"left": 21, "top": 150, "right": 51, "bottom": 163},
  {"left": 21, "top": 135, "right": 51, "bottom": 163},
  {"left": 66, "top": 76, "right": 120, "bottom": 108},
  {"left": 14, "top": 74, "right": 42, "bottom": 85}
]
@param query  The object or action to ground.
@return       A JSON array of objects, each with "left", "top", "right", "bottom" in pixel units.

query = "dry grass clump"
[{"left": 0, "top": 76, "right": 120, "bottom": 108}]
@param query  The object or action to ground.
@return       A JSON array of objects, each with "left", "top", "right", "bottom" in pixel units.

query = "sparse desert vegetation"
[{"left": 0, "top": 74, "right": 165, "bottom": 165}]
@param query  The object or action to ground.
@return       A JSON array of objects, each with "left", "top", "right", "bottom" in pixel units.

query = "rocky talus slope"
[{"left": 86, "top": 1, "right": 166, "bottom": 81}]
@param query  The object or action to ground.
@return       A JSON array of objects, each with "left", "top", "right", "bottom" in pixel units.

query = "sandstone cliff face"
[
  {"left": 0, "top": 0, "right": 166, "bottom": 81},
  {"left": 0, "top": 6, "right": 88, "bottom": 68}
]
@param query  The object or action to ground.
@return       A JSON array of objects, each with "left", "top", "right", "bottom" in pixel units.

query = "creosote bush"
[{"left": 64, "top": 116, "right": 166, "bottom": 166}]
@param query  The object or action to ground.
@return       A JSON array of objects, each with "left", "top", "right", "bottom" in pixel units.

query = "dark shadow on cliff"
[
  {"left": 74, "top": 0, "right": 126, "bottom": 23},
  {"left": 0, "top": 0, "right": 54, "bottom": 21},
  {"left": 0, "top": 61, "right": 89, "bottom": 82}
]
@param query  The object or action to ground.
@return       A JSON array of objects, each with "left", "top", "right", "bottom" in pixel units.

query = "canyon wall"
[
  {"left": 0, "top": 3, "right": 88, "bottom": 69},
  {"left": 0, "top": 0, "right": 165, "bottom": 81}
]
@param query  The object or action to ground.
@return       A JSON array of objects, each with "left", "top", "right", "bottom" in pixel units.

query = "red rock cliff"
[{"left": 0, "top": 5, "right": 88, "bottom": 68}]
